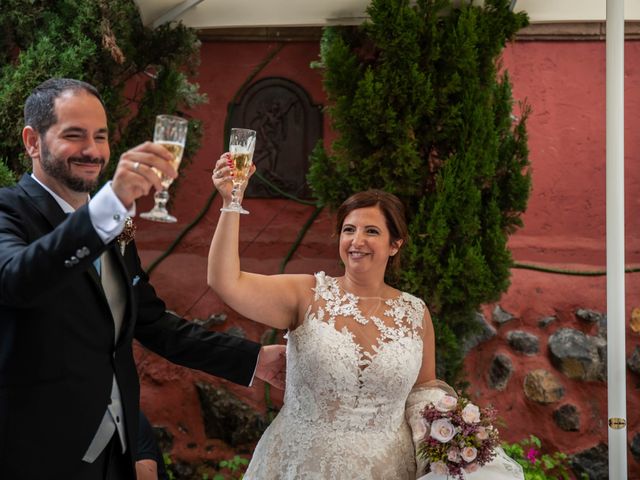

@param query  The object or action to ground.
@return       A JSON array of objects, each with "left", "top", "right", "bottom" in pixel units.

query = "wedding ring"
[{"left": 133, "top": 161, "right": 140, "bottom": 171}]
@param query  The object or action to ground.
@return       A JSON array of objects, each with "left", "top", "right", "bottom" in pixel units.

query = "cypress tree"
[{"left": 309, "top": 0, "right": 531, "bottom": 382}]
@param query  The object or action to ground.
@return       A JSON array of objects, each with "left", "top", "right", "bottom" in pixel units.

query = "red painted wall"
[
  {"left": 503, "top": 41, "right": 640, "bottom": 266},
  {"left": 134, "top": 38, "right": 640, "bottom": 474}
]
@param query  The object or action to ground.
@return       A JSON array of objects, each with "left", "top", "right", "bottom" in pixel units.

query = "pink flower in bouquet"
[
  {"left": 430, "top": 418, "right": 457, "bottom": 443},
  {"left": 431, "top": 461, "right": 449, "bottom": 475},
  {"left": 435, "top": 394, "right": 458, "bottom": 412},
  {"left": 461, "top": 403, "right": 481, "bottom": 423},
  {"left": 460, "top": 446, "right": 478, "bottom": 462},
  {"left": 476, "top": 426, "right": 488, "bottom": 440},
  {"left": 464, "top": 462, "right": 480, "bottom": 473},
  {"left": 447, "top": 447, "right": 461, "bottom": 462}
]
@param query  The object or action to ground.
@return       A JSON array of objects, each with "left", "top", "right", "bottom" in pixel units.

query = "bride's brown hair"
[{"left": 335, "top": 189, "right": 408, "bottom": 272}]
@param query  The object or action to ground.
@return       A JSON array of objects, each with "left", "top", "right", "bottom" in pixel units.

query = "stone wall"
[{"left": 464, "top": 269, "right": 640, "bottom": 479}]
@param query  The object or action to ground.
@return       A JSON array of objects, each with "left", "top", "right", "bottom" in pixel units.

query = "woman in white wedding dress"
[{"left": 208, "top": 154, "right": 523, "bottom": 480}]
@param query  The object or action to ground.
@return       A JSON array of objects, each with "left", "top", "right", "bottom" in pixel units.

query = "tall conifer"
[{"left": 309, "top": 0, "right": 530, "bottom": 381}]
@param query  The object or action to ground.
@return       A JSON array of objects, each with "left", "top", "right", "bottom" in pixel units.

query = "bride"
[{"left": 207, "top": 153, "right": 522, "bottom": 480}]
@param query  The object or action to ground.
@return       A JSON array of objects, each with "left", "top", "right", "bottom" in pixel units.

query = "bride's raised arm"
[{"left": 207, "top": 153, "right": 313, "bottom": 331}]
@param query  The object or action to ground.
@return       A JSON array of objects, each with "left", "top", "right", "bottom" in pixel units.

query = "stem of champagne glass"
[
  {"left": 231, "top": 182, "right": 240, "bottom": 206},
  {"left": 154, "top": 189, "right": 170, "bottom": 211}
]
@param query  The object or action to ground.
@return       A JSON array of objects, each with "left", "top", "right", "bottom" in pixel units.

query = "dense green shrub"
[
  {"left": 0, "top": 0, "right": 206, "bottom": 182},
  {"left": 309, "top": 0, "right": 531, "bottom": 382},
  {"left": 0, "top": 159, "right": 16, "bottom": 188}
]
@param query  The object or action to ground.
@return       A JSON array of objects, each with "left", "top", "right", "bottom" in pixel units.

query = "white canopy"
[{"left": 134, "top": 0, "right": 640, "bottom": 29}]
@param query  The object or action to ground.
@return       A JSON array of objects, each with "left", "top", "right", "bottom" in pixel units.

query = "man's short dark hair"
[{"left": 24, "top": 78, "right": 105, "bottom": 135}]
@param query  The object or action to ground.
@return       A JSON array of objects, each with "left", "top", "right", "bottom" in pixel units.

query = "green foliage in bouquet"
[
  {"left": 308, "top": 0, "right": 531, "bottom": 383},
  {"left": 502, "top": 435, "right": 584, "bottom": 480},
  {"left": 0, "top": 0, "right": 207, "bottom": 186}
]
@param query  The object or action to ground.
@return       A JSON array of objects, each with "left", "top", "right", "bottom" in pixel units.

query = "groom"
[{"left": 0, "top": 78, "right": 284, "bottom": 479}]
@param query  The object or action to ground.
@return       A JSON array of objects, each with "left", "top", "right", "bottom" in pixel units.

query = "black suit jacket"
[{"left": 0, "top": 174, "right": 261, "bottom": 479}]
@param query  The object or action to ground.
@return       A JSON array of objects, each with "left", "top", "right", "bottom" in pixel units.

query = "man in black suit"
[{"left": 0, "top": 78, "right": 284, "bottom": 479}]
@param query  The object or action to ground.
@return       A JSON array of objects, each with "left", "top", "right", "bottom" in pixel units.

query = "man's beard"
[{"left": 40, "top": 141, "right": 106, "bottom": 193}]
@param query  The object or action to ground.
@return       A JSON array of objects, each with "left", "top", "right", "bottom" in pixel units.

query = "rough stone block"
[
  {"left": 196, "top": 382, "right": 267, "bottom": 446},
  {"left": 627, "top": 346, "right": 640, "bottom": 375},
  {"left": 575, "top": 308, "right": 604, "bottom": 324},
  {"left": 571, "top": 443, "right": 608, "bottom": 480},
  {"left": 523, "top": 369, "right": 565, "bottom": 404},
  {"left": 462, "top": 311, "right": 497, "bottom": 355},
  {"left": 548, "top": 328, "right": 605, "bottom": 381},
  {"left": 492, "top": 305, "right": 515, "bottom": 325},
  {"left": 538, "top": 315, "right": 556, "bottom": 328},
  {"left": 552, "top": 403, "right": 580, "bottom": 431},
  {"left": 487, "top": 353, "right": 513, "bottom": 391},
  {"left": 507, "top": 330, "right": 540, "bottom": 355},
  {"left": 631, "top": 433, "right": 640, "bottom": 461}
]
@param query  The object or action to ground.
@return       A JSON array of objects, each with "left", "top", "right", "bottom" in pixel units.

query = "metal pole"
[{"left": 606, "top": 0, "right": 627, "bottom": 478}]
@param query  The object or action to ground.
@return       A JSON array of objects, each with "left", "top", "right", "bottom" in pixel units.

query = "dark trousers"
[{"left": 72, "top": 435, "right": 132, "bottom": 480}]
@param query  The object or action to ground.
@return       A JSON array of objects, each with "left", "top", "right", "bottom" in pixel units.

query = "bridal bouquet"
[{"left": 416, "top": 394, "right": 500, "bottom": 479}]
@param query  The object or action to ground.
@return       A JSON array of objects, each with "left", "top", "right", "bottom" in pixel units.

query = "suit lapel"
[{"left": 18, "top": 174, "right": 68, "bottom": 229}]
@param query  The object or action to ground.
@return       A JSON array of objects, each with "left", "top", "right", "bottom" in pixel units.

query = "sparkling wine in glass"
[
  {"left": 220, "top": 128, "right": 257, "bottom": 215},
  {"left": 140, "top": 115, "right": 188, "bottom": 223}
]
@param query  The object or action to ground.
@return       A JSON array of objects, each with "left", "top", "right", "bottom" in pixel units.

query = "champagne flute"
[
  {"left": 220, "top": 128, "right": 257, "bottom": 214},
  {"left": 140, "top": 115, "right": 188, "bottom": 223}
]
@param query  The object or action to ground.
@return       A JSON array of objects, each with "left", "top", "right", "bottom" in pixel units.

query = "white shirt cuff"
[{"left": 88, "top": 181, "right": 136, "bottom": 244}]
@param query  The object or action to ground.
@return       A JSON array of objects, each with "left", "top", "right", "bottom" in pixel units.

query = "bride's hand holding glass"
[{"left": 212, "top": 153, "right": 255, "bottom": 210}]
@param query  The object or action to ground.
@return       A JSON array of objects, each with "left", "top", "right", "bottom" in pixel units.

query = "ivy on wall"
[{"left": 309, "top": 0, "right": 531, "bottom": 383}]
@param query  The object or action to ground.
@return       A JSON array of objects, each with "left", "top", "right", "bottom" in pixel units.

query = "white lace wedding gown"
[{"left": 244, "top": 272, "right": 426, "bottom": 479}]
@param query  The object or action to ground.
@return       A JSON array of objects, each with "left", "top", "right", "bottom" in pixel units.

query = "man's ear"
[{"left": 22, "top": 126, "right": 40, "bottom": 159}]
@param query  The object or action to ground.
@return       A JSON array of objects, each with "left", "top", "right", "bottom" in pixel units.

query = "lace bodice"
[{"left": 244, "top": 272, "right": 426, "bottom": 479}]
